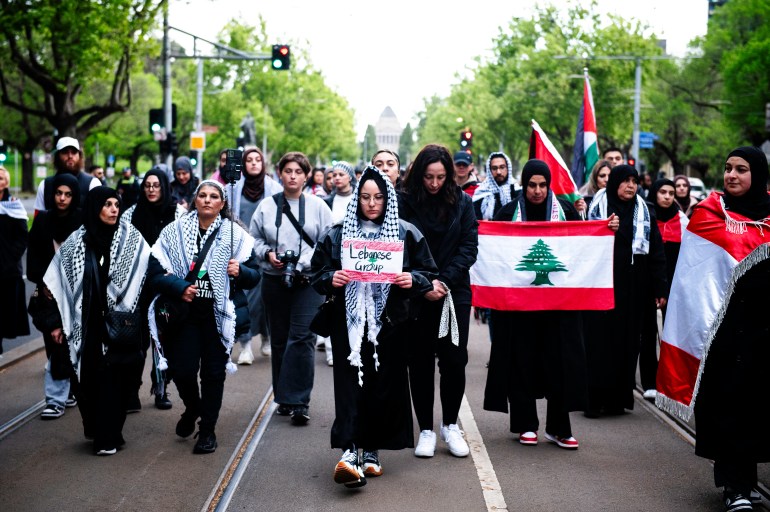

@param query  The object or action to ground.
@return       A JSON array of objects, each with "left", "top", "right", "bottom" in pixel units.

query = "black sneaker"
[
  {"left": 193, "top": 431, "right": 217, "bottom": 454},
  {"left": 175, "top": 411, "right": 197, "bottom": 438},
  {"left": 41, "top": 404, "right": 65, "bottom": 420},
  {"left": 724, "top": 490, "right": 753, "bottom": 511},
  {"left": 362, "top": 450, "right": 382, "bottom": 477},
  {"left": 334, "top": 449, "right": 366, "bottom": 487},
  {"left": 125, "top": 395, "right": 142, "bottom": 414},
  {"left": 65, "top": 394, "right": 77, "bottom": 408},
  {"left": 291, "top": 405, "right": 310, "bottom": 425},
  {"left": 155, "top": 392, "right": 173, "bottom": 410},
  {"left": 275, "top": 404, "right": 292, "bottom": 416}
]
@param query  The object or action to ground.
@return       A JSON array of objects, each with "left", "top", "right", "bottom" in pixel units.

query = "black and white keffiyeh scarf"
[
  {"left": 473, "top": 152, "right": 516, "bottom": 220},
  {"left": 588, "top": 187, "right": 650, "bottom": 255},
  {"left": 342, "top": 166, "right": 400, "bottom": 386},
  {"left": 0, "top": 197, "right": 28, "bottom": 220},
  {"left": 149, "top": 210, "right": 255, "bottom": 373},
  {"left": 43, "top": 218, "right": 150, "bottom": 370}
]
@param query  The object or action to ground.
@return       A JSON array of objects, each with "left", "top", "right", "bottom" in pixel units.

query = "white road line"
[{"left": 459, "top": 394, "right": 508, "bottom": 511}]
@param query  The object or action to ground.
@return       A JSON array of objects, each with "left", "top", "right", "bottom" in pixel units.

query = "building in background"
[{"left": 375, "top": 106, "right": 401, "bottom": 152}]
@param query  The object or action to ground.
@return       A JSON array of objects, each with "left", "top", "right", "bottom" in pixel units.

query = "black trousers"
[
  {"left": 509, "top": 394, "right": 572, "bottom": 438},
  {"left": 166, "top": 311, "right": 227, "bottom": 433},
  {"left": 408, "top": 301, "right": 470, "bottom": 430},
  {"left": 714, "top": 459, "right": 757, "bottom": 497},
  {"left": 79, "top": 339, "right": 133, "bottom": 452},
  {"left": 639, "top": 298, "right": 659, "bottom": 391}
]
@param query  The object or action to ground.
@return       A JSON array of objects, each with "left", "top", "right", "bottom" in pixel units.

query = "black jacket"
[
  {"left": 398, "top": 190, "right": 478, "bottom": 305},
  {"left": 310, "top": 220, "right": 437, "bottom": 326}
]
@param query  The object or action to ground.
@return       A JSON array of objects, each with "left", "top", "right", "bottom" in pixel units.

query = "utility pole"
[{"left": 162, "top": 3, "right": 173, "bottom": 169}]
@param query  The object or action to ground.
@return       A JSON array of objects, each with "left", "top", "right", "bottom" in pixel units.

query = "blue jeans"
[
  {"left": 44, "top": 358, "right": 70, "bottom": 408},
  {"left": 262, "top": 275, "right": 323, "bottom": 406}
]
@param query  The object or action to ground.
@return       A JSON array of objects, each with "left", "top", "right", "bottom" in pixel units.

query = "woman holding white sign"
[
  {"left": 399, "top": 144, "right": 479, "bottom": 459},
  {"left": 311, "top": 166, "right": 436, "bottom": 488}
]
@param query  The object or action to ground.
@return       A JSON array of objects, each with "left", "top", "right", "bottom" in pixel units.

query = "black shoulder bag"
[
  {"left": 155, "top": 227, "right": 220, "bottom": 335},
  {"left": 88, "top": 250, "right": 142, "bottom": 349}
]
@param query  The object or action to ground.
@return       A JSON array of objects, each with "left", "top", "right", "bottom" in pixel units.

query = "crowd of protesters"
[{"left": 3, "top": 134, "right": 768, "bottom": 511}]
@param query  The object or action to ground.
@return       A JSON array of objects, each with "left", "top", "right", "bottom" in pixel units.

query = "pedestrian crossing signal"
[{"left": 272, "top": 45, "right": 290, "bottom": 70}]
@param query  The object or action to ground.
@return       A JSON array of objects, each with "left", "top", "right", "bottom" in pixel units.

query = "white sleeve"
[
  {"left": 88, "top": 177, "right": 101, "bottom": 190},
  {"left": 34, "top": 181, "right": 46, "bottom": 212}
]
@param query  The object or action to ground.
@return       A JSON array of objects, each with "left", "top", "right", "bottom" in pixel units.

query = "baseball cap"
[
  {"left": 55, "top": 137, "right": 80, "bottom": 152},
  {"left": 454, "top": 151, "right": 472, "bottom": 165}
]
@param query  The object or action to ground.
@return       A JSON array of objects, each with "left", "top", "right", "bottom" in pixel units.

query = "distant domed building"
[{"left": 375, "top": 107, "right": 401, "bottom": 152}]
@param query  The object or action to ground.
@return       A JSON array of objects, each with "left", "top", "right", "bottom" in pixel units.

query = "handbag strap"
[{"left": 186, "top": 226, "right": 220, "bottom": 282}]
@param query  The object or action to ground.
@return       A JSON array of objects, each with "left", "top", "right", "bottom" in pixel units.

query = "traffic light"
[
  {"left": 628, "top": 157, "right": 636, "bottom": 168},
  {"left": 271, "top": 44, "right": 290, "bottom": 70},
  {"left": 189, "top": 151, "right": 198, "bottom": 167},
  {"left": 460, "top": 130, "right": 473, "bottom": 150},
  {"left": 149, "top": 108, "right": 164, "bottom": 135},
  {"left": 0, "top": 142, "right": 7, "bottom": 164}
]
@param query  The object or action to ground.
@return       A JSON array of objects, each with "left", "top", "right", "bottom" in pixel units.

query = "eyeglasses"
[
  {"left": 359, "top": 194, "right": 385, "bottom": 204},
  {"left": 144, "top": 183, "right": 161, "bottom": 190},
  {"left": 490, "top": 165, "right": 507, "bottom": 172}
]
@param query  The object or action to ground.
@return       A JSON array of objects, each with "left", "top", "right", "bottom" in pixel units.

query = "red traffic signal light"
[
  {"left": 272, "top": 44, "right": 291, "bottom": 70},
  {"left": 628, "top": 157, "right": 636, "bottom": 168},
  {"left": 460, "top": 130, "right": 473, "bottom": 148}
]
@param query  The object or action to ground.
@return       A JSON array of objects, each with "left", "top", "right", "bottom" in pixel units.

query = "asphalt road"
[{"left": 2, "top": 318, "right": 767, "bottom": 512}]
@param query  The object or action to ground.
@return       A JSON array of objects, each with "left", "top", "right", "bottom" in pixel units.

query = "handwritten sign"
[{"left": 341, "top": 239, "right": 404, "bottom": 283}]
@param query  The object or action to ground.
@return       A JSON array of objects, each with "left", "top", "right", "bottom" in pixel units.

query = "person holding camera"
[
  {"left": 226, "top": 147, "right": 282, "bottom": 364},
  {"left": 147, "top": 180, "right": 260, "bottom": 454},
  {"left": 251, "top": 152, "right": 332, "bottom": 425}
]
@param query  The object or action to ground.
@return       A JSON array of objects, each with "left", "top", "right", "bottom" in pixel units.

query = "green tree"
[
  {"left": 399, "top": 123, "right": 416, "bottom": 164},
  {"left": 515, "top": 239, "right": 567, "bottom": 286}
]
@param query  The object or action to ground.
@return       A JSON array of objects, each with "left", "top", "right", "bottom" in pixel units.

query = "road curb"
[{"left": 0, "top": 336, "right": 45, "bottom": 371}]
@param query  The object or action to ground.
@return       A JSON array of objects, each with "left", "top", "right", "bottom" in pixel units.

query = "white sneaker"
[
  {"left": 326, "top": 352, "right": 333, "bottom": 366},
  {"left": 260, "top": 337, "right": 271, "bottom": 357},
  {"left": 643, "top": 389, "right": 657, "bottom": 400},
  {"left": 441, "top": 423, "right": 469, "bottom": 457},
  {"left": 237, "top": 344, "right": 254, "bottom": 365},
  {"left": 414, "top": 430, "right": 436, "bottom": 458}
]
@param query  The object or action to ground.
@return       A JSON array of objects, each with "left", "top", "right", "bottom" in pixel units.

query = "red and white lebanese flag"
[
  {"left": 470, "top": 220, "right": 614, "bottom": 311},
  {"left": 656, "top": 192, "right": 770, "bottom": 421},
  {"left": 530, "top": 119, "right": 581, "bottom": 203}
]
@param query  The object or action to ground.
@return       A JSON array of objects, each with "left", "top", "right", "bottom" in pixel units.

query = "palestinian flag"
[
  {"left": 570, "top": 70, "right": 600, "bottom": 187},
  {"left": 529, "top": 119, "right": 581, "bottom": 203},
  {"left": 470, "top": 220, "right": 614, "bottom": 311},
  {"left": 656, "top": 192, "right": 770, "bottom": 421}
]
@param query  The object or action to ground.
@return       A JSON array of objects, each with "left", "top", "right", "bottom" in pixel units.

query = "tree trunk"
[{"left": 21, "top": 148, "right": 36, "bottom": 194}]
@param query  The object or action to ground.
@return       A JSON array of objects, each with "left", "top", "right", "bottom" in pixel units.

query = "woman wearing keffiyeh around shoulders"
[
  {"left": 584, "top": 164, "right": 667, "bottom": 417},
  {"left": 657, "top": 147, "right": 770, "bottom": 512},
  {"left": 146, "top": 180, "right": 260, "bottom": 455},
  {"left": 43, "top": 187, "right": 150, "bottom": 456},
  {"left": 311, "top": 166, "right": 437, "bottom": 488}
]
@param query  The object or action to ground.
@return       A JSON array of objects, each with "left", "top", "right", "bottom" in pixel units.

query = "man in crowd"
[
  {"left": 88, "top": 165, "right": 106, "bottom": 185},
  {"left": 472, "top": 152, "right": 517, "bottom": 220},
  {"left": 602, "top": 147, "right": 624, "bottom": 168},
  {"left": 116, "top": 166, "right": 141, "bottom": 210},
  {"left": 454, "top": 151, "right": 479, "bottom": 196},
  {"left": 34, "top": 137, "right": 101, "bottom": 215}
]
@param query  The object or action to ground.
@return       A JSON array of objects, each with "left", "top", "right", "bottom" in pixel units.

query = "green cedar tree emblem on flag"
[{"left": 515, "top": 239, "right": 568, "bottom": 286}]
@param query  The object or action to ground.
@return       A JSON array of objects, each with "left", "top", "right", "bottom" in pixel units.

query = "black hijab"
[
  {"left": 606, "top": 165, "right": 639, "bottom": 215},
  {"left": 242, "top": 147, "right": 266, "bottom": 202},
  {"left": 131, "top": 168, "right": 176, "bottom": 245},
  {"left": 49, "top": 173, "right": 83, "bottom": 243},
  {"left": 520, "top": 159, "right": 551, "bottom": 221},
  {"left": 83, "top": 186, "right": 120, "bottom": 257},
  {"left": 649, "top": 178, "right": 679, "bottom": 222},
  {"left": 722, "top": 146, "right": 770, "bottom": 221},
  {"left": 356, "top": 167, "right": 389, "bottom": 225}
]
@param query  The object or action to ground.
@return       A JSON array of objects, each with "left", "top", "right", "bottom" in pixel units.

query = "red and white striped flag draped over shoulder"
[
  {"left": 470, "top": 220, "right": 615, "bottom": 311},
  {"left": 655, "top": 192, "right": 770, "bottom": 421}
]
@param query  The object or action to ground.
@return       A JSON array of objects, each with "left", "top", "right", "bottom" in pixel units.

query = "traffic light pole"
[{"left": 162, "top": 3, "right": 173, "bottom": 169}]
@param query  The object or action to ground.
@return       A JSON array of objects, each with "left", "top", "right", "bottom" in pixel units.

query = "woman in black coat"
[
  {"left": 0, "top": 167, "right": 29, "bottom": 354},
  {"left": 399, "top": 144, "right": 478, "bottom": 459},
  {"left": 585, "top": 165, "right": 667, "bottom": 416},
  {"left": 311, "top": 166, "right": 436, "bottom": 488},
  {"left": 483, "top": 159, "right": 586, "bottom": 449},
  {"left": 27, "top": 173, "right": 82, "bottom": 419},
  {"left": 692, "top": 146, "right": 770, "bottom": 510}
]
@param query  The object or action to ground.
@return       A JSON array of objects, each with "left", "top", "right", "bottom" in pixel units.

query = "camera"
[
  {"left": 223, "top": 148, "right": 243, "bottom": 183},
  {"left": 277, "top": 250, "right": 300, "bottom": 288}
]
